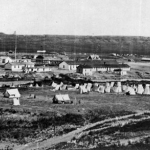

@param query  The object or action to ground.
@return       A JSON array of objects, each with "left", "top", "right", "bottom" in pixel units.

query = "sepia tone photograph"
[{"left": 0, "top": 0, "right": 150, "bottom": 149}]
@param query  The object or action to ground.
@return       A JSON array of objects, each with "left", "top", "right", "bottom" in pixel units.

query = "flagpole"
[{"left": 14, "top": 31, "right": 17, "bottom": 61}]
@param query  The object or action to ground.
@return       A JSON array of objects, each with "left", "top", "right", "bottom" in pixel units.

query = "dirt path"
[{"left": 15, "top": 111, "right": 150, "bottom": 150}]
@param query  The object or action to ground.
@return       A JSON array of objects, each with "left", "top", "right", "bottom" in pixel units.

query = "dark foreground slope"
[{"left": 0, "top": 32, "right": 150, "bottom": 55}]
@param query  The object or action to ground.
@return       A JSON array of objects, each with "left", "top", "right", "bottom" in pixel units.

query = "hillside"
[{"left": 0, "top": 32, "right": 150, "bottom": 55}]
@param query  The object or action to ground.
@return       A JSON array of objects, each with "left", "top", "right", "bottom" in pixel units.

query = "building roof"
[
  {"left": 0, "top": 56, "right": 12, "bottom": 59},
  {"left": 62, "top": 59, "right": 118, "bottom": 66},
  {"left": 77, "top": 63, "right": 130, "bottom": 69},
  {"left": 4, "top": 89, "right": 21, "bottom": 98},
  {"left": 5, "top": 62, "right": 34, "bottom": 66}
]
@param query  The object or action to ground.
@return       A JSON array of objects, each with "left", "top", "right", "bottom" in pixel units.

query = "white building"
[
  {"left": 77, "top": 64, "right": 130, "bottom": 75},
  {"left": 23, "top": 66, "right": 51, "bottom": 73},
  {"left": 5, "top": 62, "right": 35, "bottom": 72},
  {"left": 77, "top": 65, "right": 94, "bottom": 76},
  {"left": 59, "top": 61, "right": 80, "bottom": 71},
  {"left": 0, "top": 56, "right": 12, "bottom": 65}
]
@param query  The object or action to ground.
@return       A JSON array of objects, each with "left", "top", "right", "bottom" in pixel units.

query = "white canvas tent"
[
  {"left": 110, "top": 86, "right": 121, "bottom": 93},
  {"left": 143, "top": 84, "right": 150, "bottom": 95},
  {"left": 79, "top": 85, "right": 88, "bottom": 94},
  {"left": 60, "top": 84, "right": 67, "bottom": 90},
  {"left": 51, "top": 82, "right": 58, "bottom": 88},
  {"left": 99, "top": 85, "right": 105, "bottom": 93},
  {"left": 29, "top": 83, "right": 33, "bottom": 87},
  {"left": 74, "top": 84, "right": 79, "bottom": 89},
  {"left": 122, "top": 85, "right": 128, "bottom": 92},
  {"left": 13, "top": 97, "right": 20, "bottom": 105},
  {"left": 110, "top": 82, "right": 115, "bottom": 87},
  {"left": 52, "top": 84, "right": 61, "bottom": 91},
  {"left": 52, "top": 94, "right": 71, "bottom": 103},
  {"left": 125, "top": 86, "right": 136, "bottom": 95},
  {"left": 35, "top": 83, "right": 39, "bottom": 88},
  {"left": 105, "top": 86, "right": 111, "bottom": 93},
  {"left": 86, "top": 83, "right": 92, "bottom": 92},
  {"left": 137, "top": 84, "right": 144, "bottom": 94},
  {"left": 4, "top": 89, "right": 21, "bottom": 98}
]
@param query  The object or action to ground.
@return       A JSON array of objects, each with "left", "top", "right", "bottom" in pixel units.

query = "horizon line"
[{"left": 1, "top": 32, "right": 150, "bottom": 38}]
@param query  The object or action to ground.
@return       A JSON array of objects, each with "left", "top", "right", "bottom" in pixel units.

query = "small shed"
[
  {"left": 52, "top": 94, "right": 72, "bottom": 104},
  {"left": 3, "top": 88, "right": 21, "bottom": 105},
  {"left": 4, "top": 88, "right": 21, "bottom": 98}
]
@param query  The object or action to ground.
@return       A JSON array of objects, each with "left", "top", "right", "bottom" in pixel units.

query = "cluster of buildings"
[
  {"left": 0, "top": 54, "right": 130, "bottom": 76},
  {"left": 0, "top": 56, "right": 51, "bottom": 73},
  {"left": 58, "top": 60, "right": 130, "bottom": 76}
]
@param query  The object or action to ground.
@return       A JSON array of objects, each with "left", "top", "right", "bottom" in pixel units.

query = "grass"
[{"left": 0, "top": 87, "right": 150, "bottom": 148}]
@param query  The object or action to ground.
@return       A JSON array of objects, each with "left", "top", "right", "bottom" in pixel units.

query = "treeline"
[{"left": 0, "top": 33, "right": 150, "bottom": 55}]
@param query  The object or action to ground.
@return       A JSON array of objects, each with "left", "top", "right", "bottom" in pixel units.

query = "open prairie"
[{"left": 0, "top": 86, "right": 150, "bottom": 149}]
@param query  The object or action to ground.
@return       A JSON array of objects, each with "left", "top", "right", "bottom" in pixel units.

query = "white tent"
[
  {"left": 35, "top": 83, "right": 39, "bottom": 88},
  {"left": 110, "top": 82, "right": 115, "bottom": 87},
  {"left": 52, "top": 84, "right": 61, "bottom": 91},
  {"left": 84, "top": 83, "right": 87, "bottom": 87},
  {"left": 143, "top": 84, "right": 150, "bottom": 95},
  {"left": 93, "top": 86, "right": 100, "bottom": 92},
  {"left": 133, "top": 84, "right": 137, "bottom": 92},
  {"left": 79, "top": 85, "right": 88, "bottom": 94},
  {"left": 92, "top": 83, "right": 99, "bottom": 92},
  {"left": 137, "top": 84, "right": 144, "bottom": 94},
  {"left": 13, "top": 97, "right": 20, "bottom": 105},
  {"left": 51, "top": 82, "right": 58, "bottom": 88},
  {"left": 29, "top": 83, "right": 33, "bottom": 87},
  {"left": 82, "top": 86, "right": 88, "bottom": 93},
  {"left": 52, "top": 94, "right": 71, "bottom": 103},
  {"left": 125, "top": 86, "right": 136, "bottom": 95},
  {"left": 110, "top": 86, "right": 120, "bottom": 93},
  {"left": 117, "top": 82, "right": 122, "bottom": 93},
  {"left": 60, "top": 84, "right": 67, "bottom": 90},
  {"left": 99, "top": 85, "right": 105, "bottom": 93},
  {"left": 74, "top": 84, "right": 79, "bottom": 89},
  {"left": 122, "top": 85, "right": 128, "bottom": 92},
  {"left": 105, "top": 82, "right": 110, "bottom": 87},
  {"left": 86, "top": 83, "right": 92, "bottom": 92},
  {"left": 105, "top": 82, "right": 111, "bottom": 93},
  {"left": 4, "top": 89, "right": 21, "bottom": 98},
  {"left": 117, "top": 86, "right": 122, "bottom": 93},
  {"left": 105, "top": 86, "right": 111, "bottom": 93}
]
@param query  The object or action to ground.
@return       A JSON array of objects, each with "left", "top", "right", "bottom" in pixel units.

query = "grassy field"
[{"left": 0, "top": 86, "right": 150, "bottom": 149}]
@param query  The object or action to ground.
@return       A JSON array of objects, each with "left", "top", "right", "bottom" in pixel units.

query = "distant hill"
[{"left": 0, "top": 33, "right": 150, "bottom": 55}]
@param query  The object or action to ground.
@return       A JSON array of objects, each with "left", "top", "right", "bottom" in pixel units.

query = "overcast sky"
[{"left": 1, "top": 0, "right": 150, "bottom": 36}]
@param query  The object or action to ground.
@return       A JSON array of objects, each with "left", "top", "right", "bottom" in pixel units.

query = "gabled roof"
[
  {"left": 5, "top": 62, "right": 34, "bottom": 66},
  {"left": 61, "top": 59, "right": 118, "bottom": 66},
  {"left": 4, "top": 89, "right": 21, "bottom": 98},
  {"left": 77, "top": 64, "right": 93, "bottom": 69},
  {"left": 0, "top": 56, "right": 12, "bottom": 59},
  {"left": 77, "top": 63, "right": 130, "bottom": 69},
  {"left": 54, "top": 94, "right": 70, "bottom": 101}
]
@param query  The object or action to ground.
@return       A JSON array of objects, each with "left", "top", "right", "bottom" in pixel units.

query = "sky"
[{"left": 0, "top": 0, "right": 150, "bottom": 36}]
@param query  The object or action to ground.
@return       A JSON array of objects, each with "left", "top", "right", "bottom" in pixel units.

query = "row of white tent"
[{"left": 51, "top": 81, "right": 150, "bottom": 95}]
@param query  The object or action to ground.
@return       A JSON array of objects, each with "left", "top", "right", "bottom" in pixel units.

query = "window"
[{"left": 2, "top": 59, "right": 5, "bottom": 63}]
